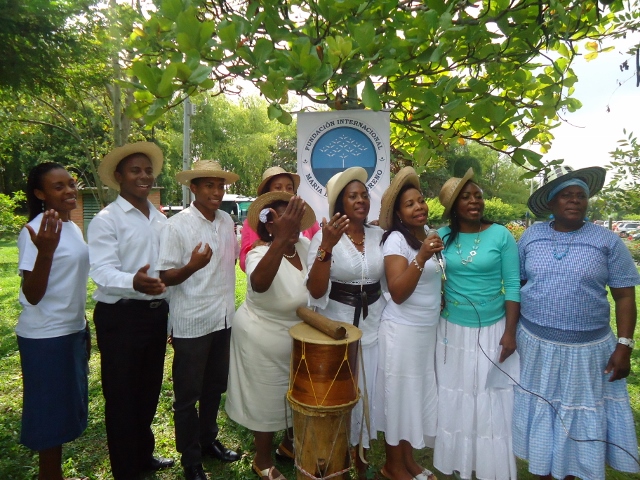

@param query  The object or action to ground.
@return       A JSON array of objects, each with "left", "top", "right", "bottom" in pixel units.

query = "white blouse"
[{"left": 306, "top": 226, "right": 386, "bottom": 346}]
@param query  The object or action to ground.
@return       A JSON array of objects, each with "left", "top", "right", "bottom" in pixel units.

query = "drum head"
[{"left": 289, "top": 321, "right": 362, "bottom": 344}]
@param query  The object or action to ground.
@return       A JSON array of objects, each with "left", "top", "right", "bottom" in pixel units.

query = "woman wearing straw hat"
[
  {"left": 306, "top": 167, "right": 386, "bottom": 479},
  {"left": 433, "top": 168, "right": 520, "bottom": 480},
  {"left": 374, "top": 167, "right": 441, "bottom": 480},
  {"left": 239, "top": 166, "right": 320, "bottom": 272},
  {"left": 514, "top": 166, "right": 640, "bottom": 480},
  {"left": 225, "top": 192, "right": 316, "bottom": 480}
]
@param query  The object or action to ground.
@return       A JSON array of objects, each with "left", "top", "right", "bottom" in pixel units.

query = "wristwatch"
[
  {"left": 316, "top": 247, "right": 332, "bottom": 262},
  {"left": 617, "top": 337, "right": 636, "bottom": 349}
]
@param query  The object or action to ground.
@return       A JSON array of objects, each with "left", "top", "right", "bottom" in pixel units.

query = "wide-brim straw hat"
[
  {"left": 528, "top": 165, "right": 606, "bottom": 216},
  {"left": 326, "top": 167, "right": 369, "bottom": 217},
  {"left": 438, "top": 167, "right": 475, "bottom": 219},
  {"left": 379, "top": 166, "right": 421, "bottom": 230},
  {"left": 247, "top": 191, "right": 316, "bottom": 233},
  {"left": 176, "top": 160, "right": 239, "bottom": 186},
  {"left": 98, "top": 142, "right": 163, "bottom": 190},
  {"left": 257, "top": 166, "right": 301, "bottom": 195}
]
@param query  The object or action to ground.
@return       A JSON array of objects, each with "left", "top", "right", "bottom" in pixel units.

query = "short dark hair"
[{"left": 115, "top": 152, "right": 151, "bottom": 174}]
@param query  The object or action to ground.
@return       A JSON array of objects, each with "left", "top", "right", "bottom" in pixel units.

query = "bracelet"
[{"left": 412, "top": 258, "right": 424, "bottom": 272}]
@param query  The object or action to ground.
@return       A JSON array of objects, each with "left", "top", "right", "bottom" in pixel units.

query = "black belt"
[
  {"left": 116, "top": 299, "right": 167, "bottom": 309},
  {"left": 329, "top": 281, "right": 381, "bottom": 327}
]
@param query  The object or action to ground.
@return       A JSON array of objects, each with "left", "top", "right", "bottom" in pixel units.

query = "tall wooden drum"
[{"left": 288, "top": 321, "right": 362, "bottom": 480}]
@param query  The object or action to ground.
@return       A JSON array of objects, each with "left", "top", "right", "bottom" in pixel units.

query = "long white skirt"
[
  {"left": 373, "top": 320, "right": 437, "bottom": 448},
  {"left": 433, "top": 318, "right": 517, "bottom": 480}
]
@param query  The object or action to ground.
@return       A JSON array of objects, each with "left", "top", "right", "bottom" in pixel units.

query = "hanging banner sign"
[{"left": 297, "top": 111, "right": 391, "bottom": 223}]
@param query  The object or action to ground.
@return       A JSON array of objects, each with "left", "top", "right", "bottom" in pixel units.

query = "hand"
[
  {"left": 25, "top": 209, "right": 62, "bottom": 257},
  {"left": 605, "top": 344, "right": 632, "bottom": 381},
  {"left": 133, "top": 264, "right": 166, "bottom": 295},
  {"left": 188, "top": 242, "right": 212, "bottom": 272},
  {"left": 320, "top": 213, "right": 350, "bottom": 249},
  {"left": 498, "top": 329, "right": 516, "bottom": 363},
  {"left": 270, "top": 196, "right": 306, "bottom": 245},
  {"left": 416, "top": 233, "right": 444, "bottom": 265}
]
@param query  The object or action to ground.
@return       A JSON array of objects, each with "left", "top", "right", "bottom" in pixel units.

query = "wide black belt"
[{"left": 329, "top": 281, "right": 381, "bottom": 327}]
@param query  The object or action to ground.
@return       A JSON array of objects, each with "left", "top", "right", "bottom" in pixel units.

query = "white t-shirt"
[
  {"left": 17, "top": 214, "right": 89, "bottom": 339},
  {"left": 381, "top": 231, "right": 442, "bottom": 327}
]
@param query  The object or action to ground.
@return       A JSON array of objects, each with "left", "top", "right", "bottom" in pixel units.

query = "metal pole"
[{"left": 182, "top": 97, "right": 193, "bottom": 207}]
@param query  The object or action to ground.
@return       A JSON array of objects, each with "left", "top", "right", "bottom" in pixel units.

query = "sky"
[{"left": 542, "top": 35, "right": 639, "bottom": 174}]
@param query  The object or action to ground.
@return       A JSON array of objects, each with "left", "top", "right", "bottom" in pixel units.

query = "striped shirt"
[{"left": 157, "top": 203, "right": 239, "bottom": 338}]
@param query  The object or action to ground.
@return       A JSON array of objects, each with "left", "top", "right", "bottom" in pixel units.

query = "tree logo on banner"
[{"left": 300, "top": 118, "right": 386, "bottom": 197}]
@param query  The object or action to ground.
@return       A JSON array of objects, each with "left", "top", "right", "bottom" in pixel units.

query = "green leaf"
[
  {"left": 157, "top": 63, "right": 177, "bottom": 97},
  {"left": 362, "top": 77, "right": 382, "bottom": 110},
  {"left": 254, "top": 38, "right": 274, "bottom": 64},
  {"left": 160, "top": 0, "right": 183, "bottom": 21},
  {"left": 218, "top": 24, "right": 237, "bottom": 47},
  {"left": 132, "top": 62, "right": 159, "bottom": 94},
  {"left": 267, "top": 103, "right": 283, "bottom": 120},
  {"left": 188, "top": 64, "right": 213, "bottom": 84}
]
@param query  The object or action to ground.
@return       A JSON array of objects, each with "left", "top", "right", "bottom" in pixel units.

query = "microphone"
[{"left": 425, "top": 228, "right": 446, "bottom": 280}]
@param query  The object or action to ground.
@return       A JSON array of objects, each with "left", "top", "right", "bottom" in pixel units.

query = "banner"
[{"left": 297, "top": 111, "right": 391, "bottom": 223}]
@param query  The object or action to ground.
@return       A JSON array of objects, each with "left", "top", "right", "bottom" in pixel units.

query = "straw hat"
[
  {"left": 528, "top": 165, "right": 606, "bottom": 216},
  {"left": 379, "top": 167, "right": 421, "bottom": 230},
  {"left": 257, "top": 166, "right": 301, "bottom": 195},
  {"left": 98, "top": 142, "right": 163, "bottom": 190},
  {"left": 326, "top": 167, "right": 369, "bottom": 217},
  {"left": 247, "top": 191, "right": 316, "bottom": 233},
  {"left": 438, "top": 167, "right": 475, "bottom": 219},
  {"left": 176, "top": 160, "right": 239, "bottom": 186}
]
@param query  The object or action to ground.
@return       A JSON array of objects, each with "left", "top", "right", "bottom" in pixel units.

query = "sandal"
[
  {"left": 415, "top": 468, "right": 437, "bottom": 480},
  {"left": 274, "top": 442, "right": 294, "bottom": 462},
  {"left": 252, "top": 461, "right": 286, "bottom": 480}
]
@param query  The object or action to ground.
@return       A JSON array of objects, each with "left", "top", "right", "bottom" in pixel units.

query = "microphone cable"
[{"left": 442, "top": 281, "right": 640, "bottom": 468}]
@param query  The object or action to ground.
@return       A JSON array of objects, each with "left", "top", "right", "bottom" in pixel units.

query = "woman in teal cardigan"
[{"left": 433, "top": 169, "right": 520, "bottom": 480}]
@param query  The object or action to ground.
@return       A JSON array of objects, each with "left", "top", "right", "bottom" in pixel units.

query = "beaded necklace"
[
  {"left": 551, "top": 221, "right": 582, "bottom": 260},
  {"left": 454, "top": 225, "right": 482, "bottom": 265}
]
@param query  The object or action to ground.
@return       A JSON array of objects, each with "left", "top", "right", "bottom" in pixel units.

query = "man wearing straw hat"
[
  {"left": 89, "top": 142, "right": 174, "bottom": 479},
  {"left": 156, "top": 160, "right": 241, "bottom": 480}
]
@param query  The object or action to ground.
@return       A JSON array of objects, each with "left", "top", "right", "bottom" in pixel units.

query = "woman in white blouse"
[{"left": 306, "top": 167, "right": 386, "bottom": 479}]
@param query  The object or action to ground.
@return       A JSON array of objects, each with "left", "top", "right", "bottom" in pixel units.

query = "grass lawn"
[{"left": 0, "top": 235, "right": 639, "bottom": 479}]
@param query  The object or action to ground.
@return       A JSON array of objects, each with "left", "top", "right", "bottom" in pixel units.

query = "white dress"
[
  {"left": 373, "top": 231, "right": 440, "bottom": 448},
  {"left": 225, "top": 240, "right": 310, "bottom": 431},
  {"left": 307, "top": 227, "right": 386, "bottom": 448}
]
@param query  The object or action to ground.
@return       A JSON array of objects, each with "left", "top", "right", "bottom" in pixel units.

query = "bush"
[
  {"left": 625, "top": 240, "right": 640, "bottom": 264},
  {"left": 506, "top": 222, "right": 526, "bottom": 241},
  {"left": 0, "top": 191, "right": 26, "bottom": 236}
]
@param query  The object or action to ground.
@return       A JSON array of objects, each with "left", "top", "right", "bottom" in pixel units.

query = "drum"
[
  {"left": 288, "top": 321, "right": 362, "bottom": 480},
  {"left": 288, "top": 322, "right": 362, "bottom": 407}
]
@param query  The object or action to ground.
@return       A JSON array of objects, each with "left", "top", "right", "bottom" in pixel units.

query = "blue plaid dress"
[{"left": 514, "top": 222, "right": 640, "bottom": 479}]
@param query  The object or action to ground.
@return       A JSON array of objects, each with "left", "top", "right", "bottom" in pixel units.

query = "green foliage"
[
  {"left": 484, "top": 198, "right": 517, "bottom": 224},
  {"left": 0, "top": 191, "right": 26, "bottom": 236},
  {"left": 130, "top": 0, "right": 639, "bottom": 172},
  {"left": 426, "top": 198, "right": 445, "bottom": 227},
  {"left": 0, "top": 0, "right": 101, "bottom": 94},
  {"left": 506, "top": 222, "right": 526, "bottom": 242}
]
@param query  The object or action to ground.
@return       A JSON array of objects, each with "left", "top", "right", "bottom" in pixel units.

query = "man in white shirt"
[
  {"left": 88, "top": 142, "right": 174, "bottom": 479},
  {"left": 156, "top": 160, "right": 241, "bottom": 480}
]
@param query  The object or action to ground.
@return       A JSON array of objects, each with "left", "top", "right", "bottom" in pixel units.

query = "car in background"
[{"left": 617, "top": 222, "right": 640, "bottom": 237}]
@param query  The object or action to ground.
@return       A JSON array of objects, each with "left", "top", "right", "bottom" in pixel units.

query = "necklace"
[
  {"left": 454, "top": 226, "right": 482, "bottom": 265},
  {"left": 283, "top": 248, "right": 297, "bottom": 259},
  {"left": 347, "top": 231, "right": 365, "bottom": 246},
  {"left": 551, "top": 221, "right": 580, "bottom": 260}
]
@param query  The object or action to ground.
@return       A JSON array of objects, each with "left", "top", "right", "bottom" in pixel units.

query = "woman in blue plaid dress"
[{"left": 514, "top": 166, "right": 640, "bottom": 480}]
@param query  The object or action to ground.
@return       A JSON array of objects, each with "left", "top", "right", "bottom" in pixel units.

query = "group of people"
[{"left": 15, "top": 140, "right": 640, "bottom": 480}]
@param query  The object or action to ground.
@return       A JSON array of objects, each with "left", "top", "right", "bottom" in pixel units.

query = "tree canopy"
[{"left": 129, "top": 0, "right": 639, "bottom": 173}]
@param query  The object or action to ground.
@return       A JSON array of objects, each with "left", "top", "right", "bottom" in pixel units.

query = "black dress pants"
[
  {"left": 94, "top": 300, "right": 168, "bottom": 479},
  {"left": 172, "top": 328, "right": 231, "bottom": 467}
]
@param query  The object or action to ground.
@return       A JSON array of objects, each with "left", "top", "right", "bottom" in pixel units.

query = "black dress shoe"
[
  {"left": 143, "top": 456, "right": 175, "bottom": 471},
  {"left": 201, "top": 439, "right": 240, "bottom": 462},
  {"left": 184, "top": 463, "right": 208, "bottom": 480}
]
